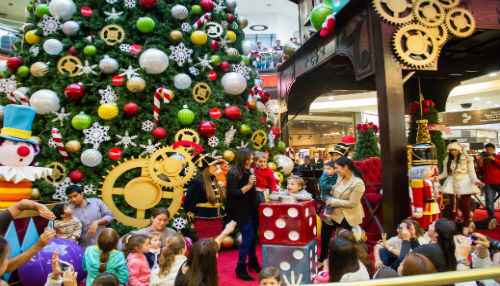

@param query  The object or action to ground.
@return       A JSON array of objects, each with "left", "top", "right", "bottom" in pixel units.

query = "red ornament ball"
[
  {"left": 140, "top": 0, "right": 157, "bottom": 8},
  {"left": 123, "top": 102, "right": 139, "bottom": 115},
  {"left": 260, "top": 91, "right": 270, "bottom": 103},
  {"left": 64, "top": 83, "right": 85, "bottom": 101},
  {"left": 7, "top": 57, "right": 23, "bottom": 72},
  {"left": 209, "top": 107, "right": 222, "bottom": 119},
  {"left": 108, "top": 147, "right": 122, "bottom": 160},
  {"left": 68, "top": 46, "right": 79, "bottom": 55},
  {"left": 130, "top": 44, "right": 142, "bottom": 54},
  {"left": 200, "top": 0, "right": 215, "bottom": 11},
  {"left": 260, "top": 117, "right": 266, "bottom": 123},
  {"left": 207, "top": 70, "right": 217, "bottom": 81},
  {"left": 69, "top": 170, "right": 84, "bottom": 183},
  {"left": 269, "top": 126, "right": 281, "bottom": 137},
  {"left": 224, "top": 105, "right": 241, "bottom": 120},
  {"left": 227, "top": 13, "right": 234, "bottom": 23},
  {"left": 81, "top": 6, "right": 93, "bottom": 17},
  {"left": 112, "top": 75, "right": 124, "bottom": 86},
  {"left": 220, "top": 61, "right": 230, "bottom": 72},
  {"left": 152, "top": 127, "right": 167, "bottom": 139},
  {"left": 210, "top": 40, "right": 219, "bottom": 51},
  {"left": 198, "top": 121, "right": 216, "bottom": 137}
]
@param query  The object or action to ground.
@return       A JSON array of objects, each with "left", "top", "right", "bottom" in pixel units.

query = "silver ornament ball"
[
  {"left": 226, "top": 0, "right": 237, "bottom": 11},
  {"left": 62, "top": 20, "right": 79, "bottom": 36},
  {"left": 275, "top": 155, "right": 294, "bottom": 175},
  {"left": 29, "top": 89, "right": 60, "bottom": 114},
  {"left": 242, "top": 40, "right": 257, "bottom": 55},
  {"left": 221, "top": 72, "right": 247, "bottom": 95},
  {"left": 43, "top": 39, "right": 63, "bottom": 55},
  {"left": 49, "top": 0, "right": 77, "bottom": 21},
  {"left": 239, "top": 17, "right": 248, "bottom": 29},
  {"left": 139, "top": 48, "right": 169, "bottom": 74},
  {"left": 81, "top": 148, "right": 102, "bottom": 167},
  {"left": 173, "top": 73, "right": 192, "bottom": 90},
  {"left": 99, "top": 55, "right": 119, "bottom": 74},
  {"left": 171, "top": 4, "right": 188, "bottom": 20}
]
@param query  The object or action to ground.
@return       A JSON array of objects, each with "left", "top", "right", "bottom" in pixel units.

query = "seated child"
[
  {"left": 259, "top": 266, "right": 281, "bottom": 286},
  {"left": 319, "top": 161, "right": 337, "bottom": 213},
  {"left": 254, "top": 151, "right": 278, "bottom": 203},
  {"left": 123, "top": 234, "right": 151, "bottom": 286},
  {"left": 144, "top": 232, "right": 162, "bottom": 270},
  {"left": 150, "top": 234, "right": 187, "bottom": 286},
  {"left": 269, "top": 176, "right": 312, "bottom": 201},
  {"left": 52, "top": 203, "right": 82, "bottom": 242}
]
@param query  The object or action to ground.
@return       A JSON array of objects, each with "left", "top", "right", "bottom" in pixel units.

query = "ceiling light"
[
  {"left": 489, "top": 72, "right": 498, "bottom": 77},
  {"left": 474, "top": 97, "right": 480, "bottom": 101},
  {"left": 334, "top": 122, "right": 338, "bottom": 125},
  {"left": 310, "top": 97, "right": 377, "bottom": 110},
  {"left": 496, "top": 104, "right": 500, "bottom": 107},
  {"left": 449, "top": 80, "right": 500, "bottom": 97},
  {"left": 249, "top": 25, "right": 268, "bottom": 31},
  {"left": 328, "top": 96, "right": 334, "bottom": 100},
  {"left": 487, "top": 101, "right": 492, "bottom": 104}
]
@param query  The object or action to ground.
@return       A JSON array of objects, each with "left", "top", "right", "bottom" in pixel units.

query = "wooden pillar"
[{"left": 370, "top": 7, "right": 409, "bottom": 234}]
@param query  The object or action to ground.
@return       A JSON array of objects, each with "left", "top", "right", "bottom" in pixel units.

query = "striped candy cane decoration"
[
  {"left": 51, "top": 128, "right": 69, "bottom": 161},
  {"left": 8, "top": 91, "right": 29, "bottom": 106},
  {"left": 193, "top": 13, "right": 211, "bottom": 29},
  {"left": 153, "top": 88, "right": 174, "bottom": 125}
]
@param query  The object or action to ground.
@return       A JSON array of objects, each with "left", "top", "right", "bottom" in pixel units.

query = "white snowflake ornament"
[
  {"left": 51, "top": 108, "right": 70, "bottom": 127},
  {"left": 84, "top": 184, "right": 96, "bottom": 195},
  {"left": 99, "top": 85, "right": 118, "bottom": 104},
  {"left": 0, "top": 76, "right": 18, "bottom": 94},
  {"left": 196, "top": 54, "right": 213, "bottom": 71},
  {"left": 172, "top": 217, "right": 187, "bottom": 230},
  {"left": 141, "top": 120, "right": 155, "bottom": 131},
  {"left": 77, "top": 60, "right": 98, "bottom": 75},
  {"left": 120, "top": 65, "right": 140, "bottom": 79},
  {"left": 189, "top": 67, "right": 199, "bottom": 76},
  {"left": 37, "top": 15, "right": 62, "bottom": 36},
  {"left": 119, "top": 44, "right": 131, "bottom": 52},
  {"left": 52, "top": 177, "right": 78, "bottom": 201},
  {"left": 116, "top": 130, "right": 137, "bottom": 149},
  {"left": 104, "top": 7, "right": 123, "bottom": 20},
  {"left": 169, "top": 42, "right": 193, "bottom": 66},
  {"left": 213, "top": 0, "right": 226, "bottom": 12},
  {"left": 124, "top": 0, "right": 136, "bottom": 8},
  {"left": 208, "top": 136, "right": 219, "bottom": 147},
  {"left": 48, "top": 138, "right": 57, "bottom": 148},
  {"left": 30, "top": 46, "right": 40, "bottom": 56},
  {"left": 232, "top": 62, "right": 252, "bottom": 80},
  {"left": 181, "top": 22, "right": 192, "bottom": 32},
  {"left": 83, "top": 122, "right": 111, "bottom": 149},
  {"left": 139, "top": 139, "right": 160, "bottom": 156},
  {"left": 224, "top": 126, "right": 236, "bottom": 146}
]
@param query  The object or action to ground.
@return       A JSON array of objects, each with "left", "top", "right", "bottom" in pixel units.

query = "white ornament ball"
[
  {"left": 275, "top": 155, "right": 294, "bottom": 175},
  {"left": 257, "top": 101, "right": 265, "bottom": 112},
  {"left": 30, "top": 89, "right": 60, "bottom": 114},
  {"left": 43, "top": 39, "right": 63, "bottom": 55},
  {"left": 0, "top": 105, "right": 4, "bottom": 120},
  {"left": 99, "top": 55, "right": 119, "bottom": 74},
  {"left": 139, "top": 48, "right": 169, "bottom": 74},
  {"left": 242, "top": 40, "right": 257, "bottom": 55},
  {"left": 81, "top": 148, "right": 102, "bottom": 167},
  {"left": 173, "top": 73, "right": 192, "bottom": 90},
  {"left": 226, "top": 0, "right": 237, "bottom": 11},
  {"left": 171, "top": 4, "right": 188, "bottom": 20},
  {"left": 49, "top": 0, "right": 77, "bottom": 21},
  {"left": 62, "top": 21, "right": 79, "bottom": 36},
  {"left": 221, "top": 72, "right": 247, "bottom": 95}
]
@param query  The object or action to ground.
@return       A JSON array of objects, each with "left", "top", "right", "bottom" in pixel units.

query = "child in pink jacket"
[{"left": 123, "top": 234, "right": 151, "bottom": 286}]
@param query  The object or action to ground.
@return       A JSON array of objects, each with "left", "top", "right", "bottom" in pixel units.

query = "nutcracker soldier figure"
[{"left": 408, "top": 119, "right": 442, "bottom": 229}]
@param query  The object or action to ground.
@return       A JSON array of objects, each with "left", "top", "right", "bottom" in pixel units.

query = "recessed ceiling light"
[
  {"left": 496, "top": 104, "right": 500, "bottom": 107},
  {"left": 474, "top": 97, "right": 480, "bottom": 100},
  {"left": 249, "top": 25, "right": 268, "bottom": 31},
  {"left": 334, "top": 122, "right": 338, "bottom": 125},
  {"left": 487, "top": 101, "right": 492, "bottom": 104}
]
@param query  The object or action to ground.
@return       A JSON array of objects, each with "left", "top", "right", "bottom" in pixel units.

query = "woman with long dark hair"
[
  {"left": 438, "top": 142, "right": 484, "bottom": 235},
  {"left": 336, "top": 229, "right": 374, "bottom": 277},
  {"left": 319, "top": 157, "right": 365, "bottom": 265},
  {"left": 328, "top": 237, "right": 370, "bottom": 282},
  {"left": 225, "top": 148, "right": 260, "bottom": 281}
]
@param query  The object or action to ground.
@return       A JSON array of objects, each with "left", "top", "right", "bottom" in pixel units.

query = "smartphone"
[
  {"left": 59, "top": 260, "right": 71, "bottom": 272},
  {"left": 466, "top": 235, "right": 477, "bottom": 246},
  {"left": 47, "top": 220, "right": 54, "bottom": 229}
]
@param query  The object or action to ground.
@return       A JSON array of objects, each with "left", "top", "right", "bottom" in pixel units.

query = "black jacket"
[
  {"left": 225, "top": 169, "right": 258, "bottom": 226},
  {"left": 183, "top": 177, "right": 225, "bottom": 220}
]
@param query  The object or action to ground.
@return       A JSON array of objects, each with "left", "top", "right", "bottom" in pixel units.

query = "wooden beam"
[{"left": 370, "top": 7, "right": 409, "bottom": 235}]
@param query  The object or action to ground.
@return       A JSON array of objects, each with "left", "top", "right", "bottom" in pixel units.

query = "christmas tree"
[
  {"left": 0, "top": 0, "right": 286, "bottom": 237},
  {"left": 353, "top": 122, "right": 380, "bottom": 161}
]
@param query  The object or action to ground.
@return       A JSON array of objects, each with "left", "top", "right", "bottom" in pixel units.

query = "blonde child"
[
  {"left": 123, "top": 234, "right": 150, "bottom": 286},
  {"left": 253, "top": 151, "right": 278, "bottom": 203},
  {"left": 52, "top": 203, "right": 82, "bottom": 242},
  {"left": 144, "top": 232, "right": 162, "bottom": 270},
  {"left": 150, "top": 234, "right": 187, "bottom": 286},
  {"left": 269, "top": 176, "right": 312, "bottom": 201},
  {"left": 259, "top": 266, "right": 281, "bottom": 286}
]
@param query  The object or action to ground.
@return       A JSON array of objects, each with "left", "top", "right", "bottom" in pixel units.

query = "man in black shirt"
[{"left": 299, "top": 156, "right": 313, "bottom": 171}]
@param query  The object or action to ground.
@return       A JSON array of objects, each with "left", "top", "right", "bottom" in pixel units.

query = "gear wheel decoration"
[
  {"left": 436, "top": 0, "right": 460, "bottom": 9},
  {"left": 445, "top": 8, "right": 476, "bottom": 38},
  {"left": 44, "top": 162, "right": 66, "bottom": 185},
  {"left": 429, "top": 24, "right": 448, "bottom": 46},
  {"left": 372, "top": 0, "right": 415, "bottom": 25},
  {"left": 99, "top": 156, "right": 187, "bottom": 228},
  {"left": 393, "top": 23, "right": 439, "bottom": 68},
  {"left": 413, "top": 0, "right": 445, "bottom": 27},
  {"left": 175, "top": 129, "right": 200, "bottom": 144},
  {"left": 147, "top": 146, "right": 195, "bottom": 188}
]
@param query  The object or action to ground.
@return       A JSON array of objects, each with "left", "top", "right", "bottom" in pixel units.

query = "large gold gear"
[
  {"left": 445, "top": 8, "right": 476, "bottom": 38},
  {"left": 429, "top": 24, "right": 448, "bottom": 46},
  {"left": 44, "top": 162, "right": 66, "bottom": 185},
  {"left": 147, "top": 146, "right": 195, "bottom": 188},
  {"left": 413, "top": 0, "right": 445, "bottom": 27},
  {"left": 57, "top": 56, "right": 82, "bottom": 77},
  {"left": 175, "top": 128, "right": 200, "bottom": 144},
  {"left": 99, "top": 157, "right": 185, "bottom": 228},
  {"left": 373, "top": 0, "right": 415, "bottom": 25},
  {"left": 393, "top": 23, "right": 439, "bottom": 68},
  {"left": 100, "top": 24, "right": 125, "bottom": 46},
  {"left": 436, "top": 0, "right": 460, "bottom": 9}
]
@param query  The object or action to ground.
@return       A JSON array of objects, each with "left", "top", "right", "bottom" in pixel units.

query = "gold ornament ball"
[
  {"left": 30, "top": 188, "right": 40, "bottom": 199},
  {"left": 226, "top": 47, "right": 239, "bottom": 57},
  {"left": 30, "top": 62, "right": 49, "bottom": 77},
  {"left": 25, "top": 30, "right": 40, "bottom": 44},
  {"left": 98, "top": 103, "right": 119, "bottom": 120},
  {"left": 249, "top": 100, "right": 257, "bottom": 109},
  {"left": 65, "top": 140, "right": 81, "bottom": 153},
  {"left": 239, "top": 17, "right": 248, "bottom": 29},
  {"left": 221, "top": 236, "right": 234, "bottom": 248},
  {"left": 170, "top": 30, "right": 183, "bottom": 41},
  {"left": 223, "top": 150, "right": 235, "bottom": 162},
  {"left": 190, "top": 30, "right": 208, "bottom": 45},
  {"left": 275, "top": 172, "right": 284, "bottom": 183},
  {"left": 30, "top": 136, "right": 42, "bottom": 146},
  {"left": 126, "top": 77, "right": 146, "bottom": 93},
  {"left": 225, "top": 30, "right": 236, "bottom": 43},
  {"left": 268, "top": 162, "right": 277, "bottom": 171}
]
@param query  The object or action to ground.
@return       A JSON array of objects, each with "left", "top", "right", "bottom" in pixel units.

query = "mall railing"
[{"left": 298, "top": 268, "right": 500, "bottom": 286}]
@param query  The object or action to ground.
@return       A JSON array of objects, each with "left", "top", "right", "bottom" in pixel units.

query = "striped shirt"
[{"left": 54, "top": 216, "right": 82, "bottom": 240}]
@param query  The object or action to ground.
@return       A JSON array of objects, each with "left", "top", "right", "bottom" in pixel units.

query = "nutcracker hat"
[
  {"left": 411, "top": 119, "right": 437, "bottom": 166},
  {"left": 329, "top": 143, "right": 349, "bottom": 157},
  {"left": 0, "top": 104, "right": 37, "bottom": 145},
  {"left": 192, "top": 152, "right": 225, "bottom": 170}
]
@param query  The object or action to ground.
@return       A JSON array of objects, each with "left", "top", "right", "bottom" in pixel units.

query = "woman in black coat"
[{"left": 225, "top": 148, "right": 260, "bottom": 281}]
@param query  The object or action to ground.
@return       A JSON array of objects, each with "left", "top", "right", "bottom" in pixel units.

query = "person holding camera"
[{"left": 477, "top": 143, "right": 500, "bottom": 225}]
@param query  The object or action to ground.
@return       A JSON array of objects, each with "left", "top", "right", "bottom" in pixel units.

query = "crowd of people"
[
  {"left": 0, "top": 142, "right": 499, "bottom": 286},
  {"left": 253, "top": 40, "right": 284, "bottom": 70}
]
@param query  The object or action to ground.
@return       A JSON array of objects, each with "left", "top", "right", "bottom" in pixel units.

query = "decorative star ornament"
[
  {"left": 51, "top": 108, "right": 71, "bottom": 127},
  {"left": 196, "top": 54, "right": 213, "bottom": 71},
  {"left": 119, "top": 66, "right": 140, "bottom": 79},
  {"left": 104, "top": 7, "right": 123, "bottom": 20},
  {"left": 116, "top": 130, "right": 137, "bottom": 149},
  {"left": 77, "top": 60, "right": 98, "bottom": 75}
]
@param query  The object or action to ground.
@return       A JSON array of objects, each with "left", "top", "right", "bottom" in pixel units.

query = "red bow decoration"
[
  {"left": 356, "top": 122, "right": 379, "bottom": 133},
  {"left": 409, "top": 99, "right": 436, "bottom": 116}
]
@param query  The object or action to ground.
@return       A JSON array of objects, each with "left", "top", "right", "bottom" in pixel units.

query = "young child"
[
  {"left": 254, "top": 151, "right": 278, "bottom": 203},
  {"left": 52, "top": 203, "right": 82, "bottom": 242},
  {"left": 259, "top": 266, "right": 281, "bottom": 286},
  {"left": 144, "top": 232, "right": 162, "bottom": 270},
  {"left": 123, "top": 234, "right": 151, "bottom": 286},
  {"left": 150, "top": 234, "right": 187, "bottom": 286},
  {"left": 318, "top": 161, "right": 337, "bottom": 214},
  {"left": 269, "top": 176, "right": 312, "bottom": 201}
]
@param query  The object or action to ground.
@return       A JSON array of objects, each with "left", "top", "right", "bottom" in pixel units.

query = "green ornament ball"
[
  {"left": 277, "top": 140, "right": 286, "bottom": 152},
  {"left": 17, "top": 66, "right": 30, "bottom": 77},
  {"left": 191, "top": 5, "right": 202, "bottom": 14},
  {"left": 210, "top": 55, "right": 221, "bottom": 66},
  {"left": 241, "top": 56, "right": 250, "bottom": 65},
  {"left": 35, "top": 4, "right": 50, "bottom": 18},
  {"left": 240, "top": 124, "right": 250, "bottom": 135},
  {"left": 71, "top": 112, "right": 92, "bottom": 130},
  {"left": 27, "top": 3, "right": 34, "bottom": 10},
  {"left": 83, "top": 45, "right": 97, "bottom": 56},
  {"left": 310, "top": 0, "right": 332, "bottom": 30},
  {"left": 177, "top": 105, "right": 195, "bottom": 126},
  {"left": 137, "top": 17, "right": 155, "bottom": 33}
]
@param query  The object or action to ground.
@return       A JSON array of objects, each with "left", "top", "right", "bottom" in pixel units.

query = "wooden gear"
[
  {"left": 372, "top": 0, "right": 415, "bottom": 25},
  {"left": 392, "top": 23, "right": 439, "bottom": 68},
  {"left": 44, "top": 162, "right": 66, "bottom": 185},
  {"left": 147, "top": 146, "right": 195, "bottom": 188},
  {"left": 175, "top": 129, "right": 200, "bottom": 144},
  {"left": 192, "top": 82, "right": 211, "bottom": 103}
]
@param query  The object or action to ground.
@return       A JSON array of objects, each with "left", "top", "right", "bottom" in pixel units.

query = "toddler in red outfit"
[{"left": 254, "top": 151, "right": 278, "bottom": 203}]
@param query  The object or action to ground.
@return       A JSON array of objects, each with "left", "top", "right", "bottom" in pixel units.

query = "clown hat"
[{"left": 0, "top": 104, "right": 37, "bottom": 145}]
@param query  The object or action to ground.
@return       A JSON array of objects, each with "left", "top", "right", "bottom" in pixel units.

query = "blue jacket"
[{"left": 319, "top": 173, "right": 338, "bottom": 195}]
